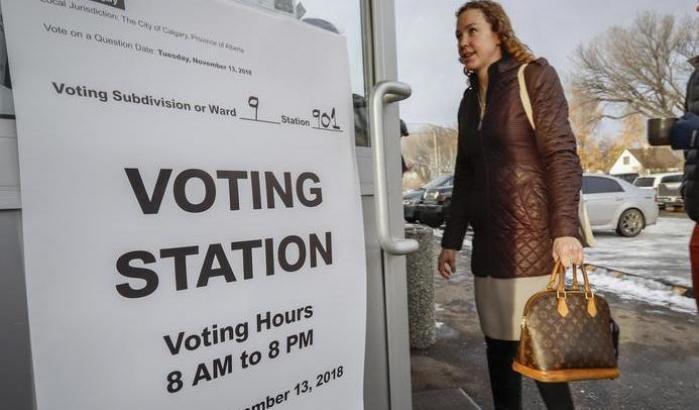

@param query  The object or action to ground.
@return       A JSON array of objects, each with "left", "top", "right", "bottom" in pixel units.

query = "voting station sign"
[{"left": 2, "top": 0, "right": 367, "bottom": 409}]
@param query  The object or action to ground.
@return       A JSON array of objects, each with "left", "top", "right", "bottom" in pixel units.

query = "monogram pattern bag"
[{"left": 513, "top": 262, "right": 620, "bottom": 382}]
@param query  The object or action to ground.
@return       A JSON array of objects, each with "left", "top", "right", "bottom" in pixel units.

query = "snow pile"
[{"left": 587, "top": 268, "right": 696, "bottom": 314}]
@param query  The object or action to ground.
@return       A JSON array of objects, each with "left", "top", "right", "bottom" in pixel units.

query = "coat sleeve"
[
  {"left": 441, "top": 95, "right": 472, "bottom": 250},
  {"left": 525, "top": 60, "right": 582, "bottom": 239}
]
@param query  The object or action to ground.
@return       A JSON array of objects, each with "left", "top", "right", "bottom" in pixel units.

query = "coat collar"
[
  {"left": 468, "top": 54, "right": 521, "bottom": 89},
  {"left": 488, "top": 54, "right": 520, "bottom": 76}
]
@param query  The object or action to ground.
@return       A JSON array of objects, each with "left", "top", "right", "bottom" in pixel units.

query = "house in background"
[{"left": 609, "top": 147, "right": 684, "bottom": 182}]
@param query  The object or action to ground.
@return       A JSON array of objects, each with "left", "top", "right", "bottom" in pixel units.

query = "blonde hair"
[{"left": 456, "top": 1, "right": 535, "bottom": 64}]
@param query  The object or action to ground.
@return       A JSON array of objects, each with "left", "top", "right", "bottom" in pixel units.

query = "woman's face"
[{"left": 456, "top": 9, "right": 502, "bottom": 74}]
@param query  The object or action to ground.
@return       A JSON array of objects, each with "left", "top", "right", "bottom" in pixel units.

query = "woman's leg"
[
  {"left": 485, "top": 336, "right": 521, "bottom": 410},
  {"left": 690, "top": 223, "right": 699, "bottom": 312},
  {"left": 534, "top": 380, "right": 574, "bottom": 410},
  {"left": 485, "top": 336, "right": 576, "bottom": 410}
]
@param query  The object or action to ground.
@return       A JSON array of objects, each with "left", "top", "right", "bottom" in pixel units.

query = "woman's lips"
[{"left": 461, "top": 52, "right": 476, "bottom": 64}]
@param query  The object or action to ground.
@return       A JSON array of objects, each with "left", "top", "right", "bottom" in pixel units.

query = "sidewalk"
[{"left": 410, "top": 236, "right": 699, "bottom": 410}]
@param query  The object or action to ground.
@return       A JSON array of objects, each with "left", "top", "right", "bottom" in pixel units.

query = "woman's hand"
[
  {"left": 552, "top": 236, "right": 583, "bottom": 268},
  {"left": 437, "top": 248, "right": 457, "bottom": 279}
]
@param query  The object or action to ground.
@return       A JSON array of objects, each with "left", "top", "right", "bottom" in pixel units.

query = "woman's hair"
[{"left": 456, "top": 1, "right": 535, "bottom": 64}]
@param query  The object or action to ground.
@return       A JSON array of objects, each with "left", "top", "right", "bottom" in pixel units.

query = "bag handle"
[
  {"left": 545, "top": 261, "right": 598, "bottom": 317},
  {"left": 545, "top": 260, "right": 561, "bottom": 290},
  {"left": 545, "top": 261, "right": 570, "bottom": 289},
  {"left": 572, "top": 264, "right": 593, "bottom": 296},
  {"left": 544, "top": 262, "right": 569, "bottom": 316},
  {"left": 576, "top": 264, "right": 598, "bottom": 317}
]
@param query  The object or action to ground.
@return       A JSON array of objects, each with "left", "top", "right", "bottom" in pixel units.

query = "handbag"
[
  {"left": 512, "top": 262, "right": 620, "bottom": 382},
  {"left": 517, "top": 64, "right": 596, "bottom": 247}
]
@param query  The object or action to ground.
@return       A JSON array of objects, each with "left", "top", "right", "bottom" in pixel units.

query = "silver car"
[
  {"left": 583, "top": 174, "right": 659, "bottom": 237},
  {"left": 633, "top": 172, "right": 683, "bottom": 209}
]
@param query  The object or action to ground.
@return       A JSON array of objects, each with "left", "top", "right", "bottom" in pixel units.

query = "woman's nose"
[{"left": 459, "top": 34, "right": 470, "bottom": 49}]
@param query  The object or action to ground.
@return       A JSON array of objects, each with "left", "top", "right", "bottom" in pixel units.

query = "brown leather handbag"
[{"left": 512, "top": 262, "right": 620, "bottom": 382}]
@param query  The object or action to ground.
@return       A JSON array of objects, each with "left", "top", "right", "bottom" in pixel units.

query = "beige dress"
[{"left": 474, "top": 275, "right": 550, "bottom": 341}]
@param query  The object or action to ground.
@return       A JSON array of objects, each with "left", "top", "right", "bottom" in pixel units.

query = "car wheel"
[{"left": 616, "top": 208, "right": 645, "bottom": 237}]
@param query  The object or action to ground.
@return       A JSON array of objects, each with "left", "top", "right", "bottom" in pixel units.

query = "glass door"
[{"left": 295, "top": 1, "right": 413, "bottom": 409}]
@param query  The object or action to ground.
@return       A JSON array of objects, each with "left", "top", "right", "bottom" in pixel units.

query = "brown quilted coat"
[{"left": 441, "top": 56, "right": 582, "bottom": 279}]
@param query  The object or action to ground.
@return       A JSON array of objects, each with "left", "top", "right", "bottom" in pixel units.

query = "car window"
[
  {"left": 584, "top": 176, "right": 624, "bottom": 194},
  {"left": 660, "top": 175, "right": 682, "bottom": 184},
  {"left": 633, "top": 177, "right": 654, "bottom": 187}
]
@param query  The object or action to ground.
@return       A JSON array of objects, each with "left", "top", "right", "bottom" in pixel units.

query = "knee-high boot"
[{"left": 485, "top": 336, "right": 522, "bottom": 410}]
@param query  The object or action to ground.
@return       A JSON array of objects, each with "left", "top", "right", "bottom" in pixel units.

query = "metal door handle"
[{"left": 369, "top": 81, "right": 419, "bottom": 255}]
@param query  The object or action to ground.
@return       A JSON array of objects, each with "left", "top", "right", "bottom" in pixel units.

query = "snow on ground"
[
  {"left": 585, "top": 216, "right": 693, "bottom": 287},
  {"left": 587, "top": 266, "right": 696, "bottom": 314}
]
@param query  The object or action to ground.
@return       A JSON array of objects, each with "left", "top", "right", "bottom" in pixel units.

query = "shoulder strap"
[
  {"left": 517, "top": 63, "right": 534, "bottom": 130},
  {"left": 517, "top": 62, "right": 596, "bottom": 247}
]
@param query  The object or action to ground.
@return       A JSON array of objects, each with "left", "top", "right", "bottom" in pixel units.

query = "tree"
[
  {"left": 572, "top": 11, "right": 698, "bottom": 120},
  {"left": 597, "top": 114, "right": 647, "bottom": 172},
  {"left": 401, "top": 124, "right": 457, "bottom": 185},
  {"left": 568, "top": 85, "right": 604, "bottom": 171}
]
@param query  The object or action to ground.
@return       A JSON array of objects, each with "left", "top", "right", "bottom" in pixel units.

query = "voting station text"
[{"left": 115, "top": 168, "right": 333, "bottom": 299}]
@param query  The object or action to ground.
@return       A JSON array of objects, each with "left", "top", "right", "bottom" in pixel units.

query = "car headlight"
[{"left": 424, "top": 191, "right": 439, "bottom": 201}]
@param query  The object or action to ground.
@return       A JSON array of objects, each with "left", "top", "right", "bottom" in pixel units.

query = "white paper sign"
[{"left": 1, "top": 0, "right": 366, "bottom": 409}]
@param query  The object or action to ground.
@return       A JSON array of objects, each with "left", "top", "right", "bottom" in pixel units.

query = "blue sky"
[{"left": 395, "top": 0, "right": 697, "bottom": 129}]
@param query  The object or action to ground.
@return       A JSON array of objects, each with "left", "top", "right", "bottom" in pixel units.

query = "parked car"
[
  {"left": 632, "top": 172, "right": 683, "bottom": 209},
  {"left": 403, "top": 175, "right": 453, "bottom": 223},
  {"left": 657, "top": 181, "right": 683, "bottom": 209},
  {"left": 416, "top": 182, "right": 453, "bottom": 228},
  {"left": 408, "top": 174, "right": 658, "bottom": 235},
  {"left": 613, "top": 173, "right": 639, "bottom": 184},
  {"left": 584, "top": 174, "right": 658, "bottom": 237}
]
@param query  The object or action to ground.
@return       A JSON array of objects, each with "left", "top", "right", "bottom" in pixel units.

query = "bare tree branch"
[{"left": 571, "top": 12, "right": 697, "bottom": 119}]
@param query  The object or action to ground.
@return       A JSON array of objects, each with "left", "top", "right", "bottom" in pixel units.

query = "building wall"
[{"left": 609, "top": 149, "right": 643, "bottom": 175}]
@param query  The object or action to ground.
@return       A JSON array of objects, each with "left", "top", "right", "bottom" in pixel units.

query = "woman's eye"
[{"left": 469, "top": 28, "right": 477, "bottom": 34}]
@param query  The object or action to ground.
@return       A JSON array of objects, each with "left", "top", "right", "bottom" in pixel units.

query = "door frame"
[{"left": 358, "top": 1, "right": 413, "bottom": 409}]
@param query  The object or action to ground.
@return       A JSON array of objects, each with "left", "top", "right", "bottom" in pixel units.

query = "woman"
[{"left": 437, "top": 1, "right": 583, "bottom": 409}]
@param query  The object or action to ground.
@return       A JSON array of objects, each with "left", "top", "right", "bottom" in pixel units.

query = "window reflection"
[{"left": 298, "top": 0, "right": 369, "bottom": 146}]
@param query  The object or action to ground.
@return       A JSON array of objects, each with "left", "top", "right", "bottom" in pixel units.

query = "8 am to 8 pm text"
[{"left": 166, "top": 329, "right": 313, "bottom": 394}]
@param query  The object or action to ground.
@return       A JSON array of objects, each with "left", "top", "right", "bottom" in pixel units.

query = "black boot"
[
  {"left": 485, "top": 336, "right": 522, "bottom": 410},
  {"left": 535, "top": 380, "right": 574, "bottom": 410},
  {"left": 485, "top": 337, "right": 575, "bottom": 410}
]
